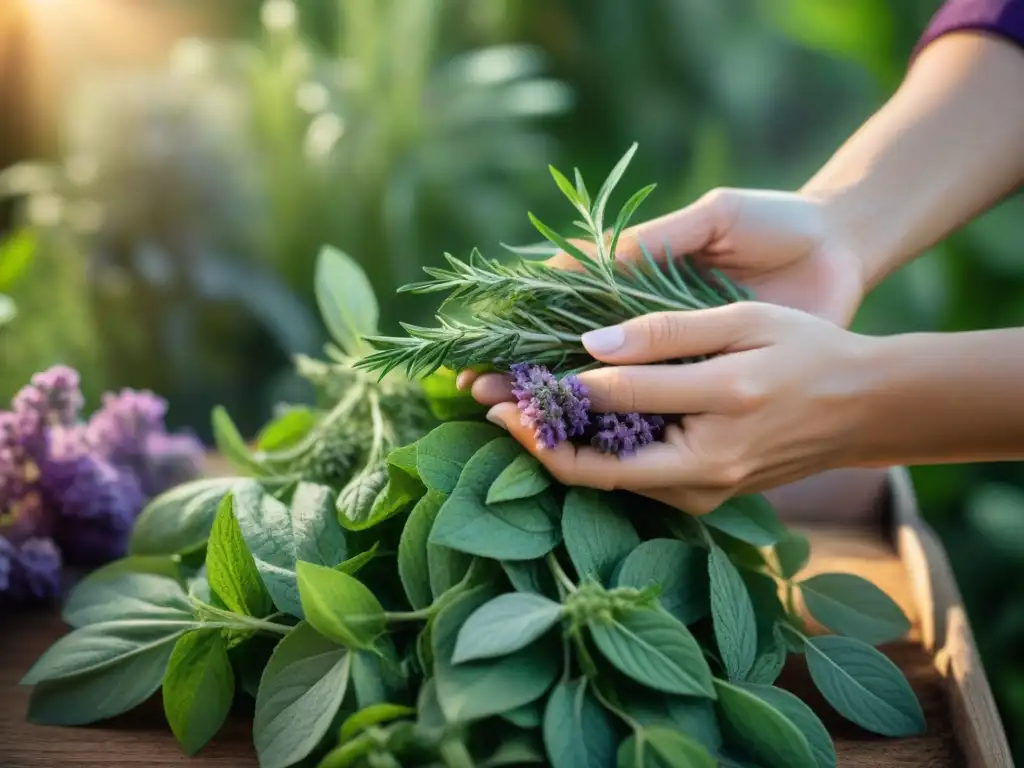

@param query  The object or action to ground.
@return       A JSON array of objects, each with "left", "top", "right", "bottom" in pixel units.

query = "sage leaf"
[
  {"left": 296, "top": 561, "right": 385, "bottom": 649},
  {"left": 774, "top": 533, "right": 810, "bottom": 580},
  {"left": 62, "top": 572, "right": 193, "bottom": 628},
  {"left": 617, "top": 726, "right": 716, "bottom": 768},
  {"left": 315, "top": 245, "right": 379, "bottom": 356},
  {"left": 130, "top": 477, "right": 237, "bottom": 556},
  {"left": 429, "top": 542, "right": 473, "bottom": 602},
  {"left": 487, "top": 453, "right": 551, "bottom": 504},
  {"left": 416, "top": 422, "right": 504, "bottom": 493},
  {"left": 255, "top": 407, "right": 317, "bottom": 453},
  {"left": 212, "top": 405, "right": 268, "bottom": 475},
  {"left": 618, "top": 688, "right": 722, "bottom": 753},
  {"left": 430, "top": 437, "right": 561, "bottom": 561},
  {"left": 703, "top": 495, "right": 786, "bottom": 547},
  {"left": 542, "top": 678, "right": 618, "bottom": 768},
  {"left": 740, "top": 683, "right": 836, "bottom": 768},
  {"left": 804, "top": 635, "right": 926, "bottom": 737},
  {"left": 433, "top": 586, "right": 559, "bottom": 723},
  {"left": 709, "top": 545, "right": 757, "bottom": 681},
  {"left": 339, "top": 702, "right": 416, "bottom": 742},
  {"left": 714, "top": 679, "right": 817, "bottom": 768},
  {"left": 77, "top": 554, "right": 182, "bottom": 583},
  {"left": 206, "top": 493, "right": 274, "bottom": 618},
  {"left": 162, "top": 629, "right": 234, "bottom": 756},
  {"left": 254, "top": 621, "right": 353, "bottom": 768},
  {"left": 398, "top": 489, "right": 446, "bottom": 609},
  {"left": 502, "top": 701, "right": 543, "bottom": 729},
  {"left": 587, "top": 608, "right": 715, "bottom": 698},
  {"left": 799, "top": 573, "right": 910, "bottom": 645},
  {"left": 746, "top": 624, "right": 788, "bottom": 686},
  {"left": 452, "top": 592, "right": 563, "bottom": 663},
  {"left": 501, "top": 559, "right": 558, "bottom": 599},
  {"left": 562, "top": 489, "right": 640, "bottom": 585},
  {"left": 338, "top": 455, "right": 425, "bottom": 531},
  {"left": 615, "top": 539, "right": 708, "bottom": 625},
  {"left": 351, "top": 636, "right": 405, "bottom": 708}
]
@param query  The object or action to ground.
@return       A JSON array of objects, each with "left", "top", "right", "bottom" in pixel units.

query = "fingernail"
[
  {"left": 455, "top": 370, "right": 473, "bottom": 391},
  {"left": 486, "top": 407, "right": 508, "bottom": 430},
  {"left": 581, "top": 325, "right": 625, "bottom": 355}
]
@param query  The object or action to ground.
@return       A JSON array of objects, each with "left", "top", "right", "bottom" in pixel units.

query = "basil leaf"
[
  {"left": 296, "top": 561, "right": 385, "bottom": 649},
  {"left": 254, "top": 621, "right": 352, "bottom": 768},
  {"left": 206, "top": 493, "right": 274, "bottom": 618},
  {"left": 339, "top": 702, "right": 416, "bottom": 742},
  {"left": 433, "top": 586, "right": 559, "bottom": 724},
  {"left": 618, "top": 688, "right": 722, "bottom": 753},
  {"left": 501, "top": 559, "right": 558, "bottom": 599},
  {"left": 430, "top": 438, "right": 561, "bottom": 561},
  {"left": 709, "top": 545, "right": 757, "bottom": 681},
  {"left": 212, "top": 405, "right": 269, "bottom": 475},
  {"left": 714, "top": 679, "right": 816, "bottom": 768},
  {"left": 562, "top": 489, "right": 640, "bottom": 585},
  {"left": 62, "top": 572, "right": 193, "bottom": 628},
  {"left": 416, "top": 422, "right": 504, "bottom": 493},
  {"left": 773, "top": 533, "right": 810, "bottom": 580},
  {"left": 130, "top": 477, "right": 237, "bottom": 556},
  {"left": 804, "top": 635, "right": 925, "bottom": 737},
  {"left": 452, "top": 592, "right": 563, "bottom": 663},
  {"left": 587, "top": 607, "right": 715, "bottom": 698},
  {"left": 255, "top": 407, "right": 317, "bottom": 453},
  {"left": 162, "top": 629, "right": 234, "bottom": 756},
  {"left": 315, "top": 245, "right": 379, "bottom": 356},
  {"left": 542, "top": 678, "right": 618, "bottom": 768},
  {"left": 487, "top": 453, "right": 551, "bottom": 504},
  {"left": 615, "top": 539, "right": 708, "bottom": 625},
  {"left": 739, "top": 683, "right": 836, "bottom": 768},
  {"left": 799, "top": 573, "right": 910, "bottom": 645},
  {"left": 617, "top": 726, "right": 716, "bottom": 768},
  {"left": 703, "top": 495, "right": 786, "bottom": 547}
]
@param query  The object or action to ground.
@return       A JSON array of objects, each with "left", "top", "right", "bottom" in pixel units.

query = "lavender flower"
[
  {"left": 5, "top": 537, "right": 62, "bottom": 602},
  {"left": 12, "top": 365, "right": 85, "bottom": 433},
  {"left": 590, "top": 412, "right": 666, "bottom": 457},
  {"left": 0, "top": 536, "right": 12, "bottom": 593},
  {"left": 510, "top": 363, "right": 591, "bottom": 450},
  {"left": 138, "top": 431, "right": 205, "bottom": 497}
]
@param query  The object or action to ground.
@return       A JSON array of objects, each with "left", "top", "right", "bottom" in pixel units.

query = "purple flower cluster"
[
  {"left": 0, "top": 365, "right": 204, "bottom": 604},
  {"left": 509, "top": 363, "right": 666, "bottom": 457}
]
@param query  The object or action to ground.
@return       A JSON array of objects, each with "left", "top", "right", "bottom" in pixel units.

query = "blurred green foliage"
[{"left": 0, "top": 0, "right": 1022, "bottom": 754}]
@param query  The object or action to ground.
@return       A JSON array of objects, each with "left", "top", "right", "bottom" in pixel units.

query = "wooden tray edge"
[{"left": 886, "top": 466, "right": 1014, "bottom": 768}]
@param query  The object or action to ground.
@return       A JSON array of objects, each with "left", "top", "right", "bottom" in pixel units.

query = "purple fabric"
[{"left": 915, "top": 0, "right": 1024, "bottom": 58}]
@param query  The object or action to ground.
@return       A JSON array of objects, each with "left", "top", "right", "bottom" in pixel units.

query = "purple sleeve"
[{"left": 914, "top": 0, "right": 1024, "bottom": 57}]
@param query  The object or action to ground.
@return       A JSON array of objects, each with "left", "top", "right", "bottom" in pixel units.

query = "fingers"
[
  {"left": 614, "top": 189, "right": 735, "bottom": 263},
  {"left": 470, "top": 373, "right": 514, "bottom": 405},
  {"left": 577, "top": 360, "right": 735, "bottom": 415}
]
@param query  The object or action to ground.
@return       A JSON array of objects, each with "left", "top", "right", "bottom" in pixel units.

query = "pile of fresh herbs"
[{"left": 20, "top": 148, "right": 925, "bottom": 768}]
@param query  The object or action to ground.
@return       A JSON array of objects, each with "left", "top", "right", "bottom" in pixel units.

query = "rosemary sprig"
[{"left": 355, "top": 142, "right": 752, "bottom": 380}]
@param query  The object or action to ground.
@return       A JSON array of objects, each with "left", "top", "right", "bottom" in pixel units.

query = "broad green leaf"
[
  {"left": 618, "top": 688, "right": 722, "bottom": 753},
  {"left": 429, "top": 542, "right": 473, "bottom": 601},
  {"left": 799, "top": 573, "right": 910, "bottom": 645},
  {"left": 740, "top": 683, "right": 836, "bottom": 768},
  {"left": 416, "top": 422, "right": 503, "bottom": 493},
  {"left": 399, "top": 490, "right": 446, "bottom": 609},
  {"left": 501, "top": 559, "right": 558, "bottom": 599},
  {"left": 73, "top": 554, "right": 182, "bottom": 583},
  {"left": 317, "top": 735, "right": 374, "bottom": 768},
  {"left": 615, "top": 539, "right": 708, "bottom": 625},
  {"left": 714, "top": 679, "right": 816, "bottom": 768},
  {"left": 296, "top": 561, "right": 385, "bottom": 649},
  {"left": 617, "top": 726, "right": 716, "bottom": 768},
  {"left": 703, "top": 495, "right": 786, "bottom": 547},
  {"left": 502, "top": 701, "right": 543, "bottom": 729},
  {"left": 212, "top": 406, "right": 268, "bottom": 475},
  {"left": 130, "top": 477, "right": 238, "bottom": 556},
  {"left": 543, "top": 678, "right": 618, "bottom": 768},
  {"left": 746, "top": 624, "right": 788, "bottom": 686},
  {"left": 562, "top": 489, "right": 640, "bottom": 584},
  {"left": 256, "top": 407, "right": 317, "bottom": 453},
  {"left": 588, "top": 608, "right": 715, "bottom": 698},
  {"left": 62, "top": 572, "right": 192, "bottom": 628},
  {"left": 431, "top": 438, "right": 561, "bottom": 561},
  {"left": 254, "top": 621, "right": 352, "bottom": 768},
  {"left": 336, "top": 542, "right": 379, "bottom": 576},
  {"left": 452, "top": 592, "right": 563, "bottom": 663},
  {"left": 350, "top": 635, "right": 405, "bottom": 709},
  {"left": 206, "top": 494, "right": 273, "bottom": 618},
  {"left": 339, "top": 702, "right": 415, "bottom": 742},
  {"left": 421, "top": 367, "right": 488, "bottom": 421},
  {"left": 774, "top": 533, "right": 810, "bottom": 579},
  {"left": 315, "top": 245, "right": 379, "bottom": 356},
  {"left": 162, "top": 630, "right": 234, "bottom": 756},
  {"left": 487, "top": 453, "right": 551, "bottom": 504},
  {"left": 709, "top": 546, "right": 757, "bottom": 681},
  {"left": 337, "top": 457, "right": 425, "bottom": 531},
  {"left": 433, "top": 586, "right": 559, "bottom": 723},
  {"left": 483, "top": 733, "right": 547, "bottom": 766},
  {"left": 386, "top": 442, "right": 419, "bottom": 477},
  {"left": 804, "top": 635, "right": 925, "bottom": 737}
]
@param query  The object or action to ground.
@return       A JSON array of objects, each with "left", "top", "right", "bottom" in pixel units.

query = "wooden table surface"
[{"left": 0, "top": 523, "right": 963, "bottom": 768}]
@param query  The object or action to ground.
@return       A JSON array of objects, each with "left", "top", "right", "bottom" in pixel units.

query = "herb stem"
[
  {"left": 385, "top": 609, "right": 433, "bottom": 624},
  {"left": 192, "top": 598, "right": 293, "bottom": 637},
  {"left": 547, "top": 553, "right": 577, "bottom": 594}
]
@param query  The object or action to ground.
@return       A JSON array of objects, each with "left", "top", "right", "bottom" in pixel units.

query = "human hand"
[{"left": 472, "top": 302, "right": 873, "bottom": 515}]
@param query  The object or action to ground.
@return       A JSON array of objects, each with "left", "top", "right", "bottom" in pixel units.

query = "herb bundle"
[{"left": 21, "top": 151, "right": 926, "bottom": 768}]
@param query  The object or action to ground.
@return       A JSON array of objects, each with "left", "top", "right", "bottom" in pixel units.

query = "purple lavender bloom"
[
  {"left": 5, "top": 537, "right": 62, "bottom": 602},
  {"left": 590, "top": 412, "right": 666, "bottom": 458},
  {"left": 138, "top": 431, "right": 205, "bottom": 496},
  {"left": 0, "top": 536, "right": 13, "bottom": 592},
  {"left": 12, "top": 365, "right": 85, "bottom": 432},
  {"left": 510, "top": 363, "right": 591, "bottom": 450}
]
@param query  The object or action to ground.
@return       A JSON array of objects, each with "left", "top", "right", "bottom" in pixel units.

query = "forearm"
[
  {"left": 801, "top": 32, "right": 1024, "bottom": 291},
  {"left": 845, "top": 328, "right": 1024, "bottom": 467}
]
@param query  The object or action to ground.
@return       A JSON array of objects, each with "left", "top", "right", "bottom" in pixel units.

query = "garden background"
[{"left": 1, "top": 0, "right": 1021, "bottom": 756}]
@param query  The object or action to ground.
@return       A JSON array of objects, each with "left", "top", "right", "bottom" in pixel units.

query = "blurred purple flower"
[
  {"left": 0, "top": 537, "right": 13, "bottom": 593},
  {"left": 590, "top": 412, "right": 666, "bottom": 457},
  {"left": 139, "top": 431, "right": 205, "bottom": 497},
  {"left": 12, "top": 365, "right": 85, "bottom": 435},
  {"left": 510, "top": 363, "right": 591, "bottom": 450},
  {"left": 5, "top": 537, "right": 62, "bottom": 602}
]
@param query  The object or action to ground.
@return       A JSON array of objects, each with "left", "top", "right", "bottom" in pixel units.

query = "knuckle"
[
  {"left": 707, "top": 459, "right": 748, "bottom": 489},
  {"left": 640, "top": 312, "right": 686, "bottom": 355},
  {"left": 728, "top": 375, "right": 766, "bottom": 412}
]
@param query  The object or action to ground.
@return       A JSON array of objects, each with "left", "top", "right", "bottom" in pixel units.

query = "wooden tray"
[{"left": 0, "top": 467, "right": 1012, "bottom": 768}]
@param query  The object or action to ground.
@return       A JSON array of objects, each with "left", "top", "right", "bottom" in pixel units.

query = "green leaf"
[
  {"left": 804, "top": 635, "right": 925, "bottom": 737},
  {"left": 433, "top": 586, "right": 559, "bottom": 724},
  {"left": 798, "top": 573, "right": 910, "bottom": 645},
  {"left": 0, "top": 292, "right": 14, "bottom": 325},
  {"left": 206, "top": 493, "right": 274, "bottom": 618},
  {"left": 592, "top": 142, "right": 639, "bottom": 234},
  {"left": 703, "top": 495, "right": 786, "bottom": 547},
  {"left": 315, "top": 245, "right": 379, "bottom": 356},
  {"left": 714, "top": 679, "right": 817, "bottom": 768},
  {"left": 617, "top": 726, "right": 716, "bottom": 768},
  {"left": 773, "top": 534, "right": 810, "bottom": 580},
  {"left": 339, "top": 702, "right": 415, "bottom": 743},
  {"left": 615, "top": 539, "right": 708, "bottom": 625},
  {"left": 618, "top": 688, "right": 722, "bottom": 753},
  {"left": 162, "top": 630, "right": 234, "bottom": 756},
  {"left": 709, "top": 545, "right": 757, "bottom": 681},
  {"left": 562, "top": 489, "right": 640, "bottom": 585},
  {"left": 254, "top": 621, "right": 353, "bottom": 768},
  {"left": 746, "top": 624, "right": 788, "bottom": 686},
  {"left": 69, "top": 554, "right": 182, "bottom": 584},
  {"left": 453, "top": 592, "right": 563, "bottom": 663},
  {"left": 212, "top": 406, "right": 268, "bottom": 475},
  {"left": 430, "top": 437, "right": 561, "bottom": 561},
  {"left": 336, "top": 542, "right": 380, "bottom": 576},
  {"left": 62, "top": 572, "right": 193, "bottom": 628},
  {"left": 416, "top": 422, "right": 503, "bottom": 493},
  {"left": 130, "top": 477, "right": 238, "bottom": 556},
  {"left": 502, "top": 559, "right": 558, "bottom": 599},
  {"left": 386, "top": 441, "right": 419, "bottom": 476},
  {"left": 337, "top": 457, "right": 425, "bottom": 531},
  {"left": 483, "top": 733, "right": 547, "bottom": 766},
  {"left": 0, "top": 227, "right": 37, "bottom": 290},
  {"left": 549, "top": 164, "right": 587, "bottom": 211},
  {"left": 588, "top": 608, "right": 715, "bottom": 698},
  {"left": 487, "top": 452, "right": 551, "bottom": 504},
  {"left": 256, "top": 407, "right": 318, "bottom": 453},
  {"left": 543, "top": 678, "right": 618, "bottom": 768},
  {"left": 421, "top": 367, "right": 489, "bottom": 420},
  {"left": 399, "top": 490, "right": 446, "bottom": 609},
  {"left": 296, "top": 561, "right": 385, "bottom": 649},
  {"left": 502, "top": 701, "right": 543, "bottom": 729},
  {"left": 739, "top": 683, "right": 836, "bottom": 768}
]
